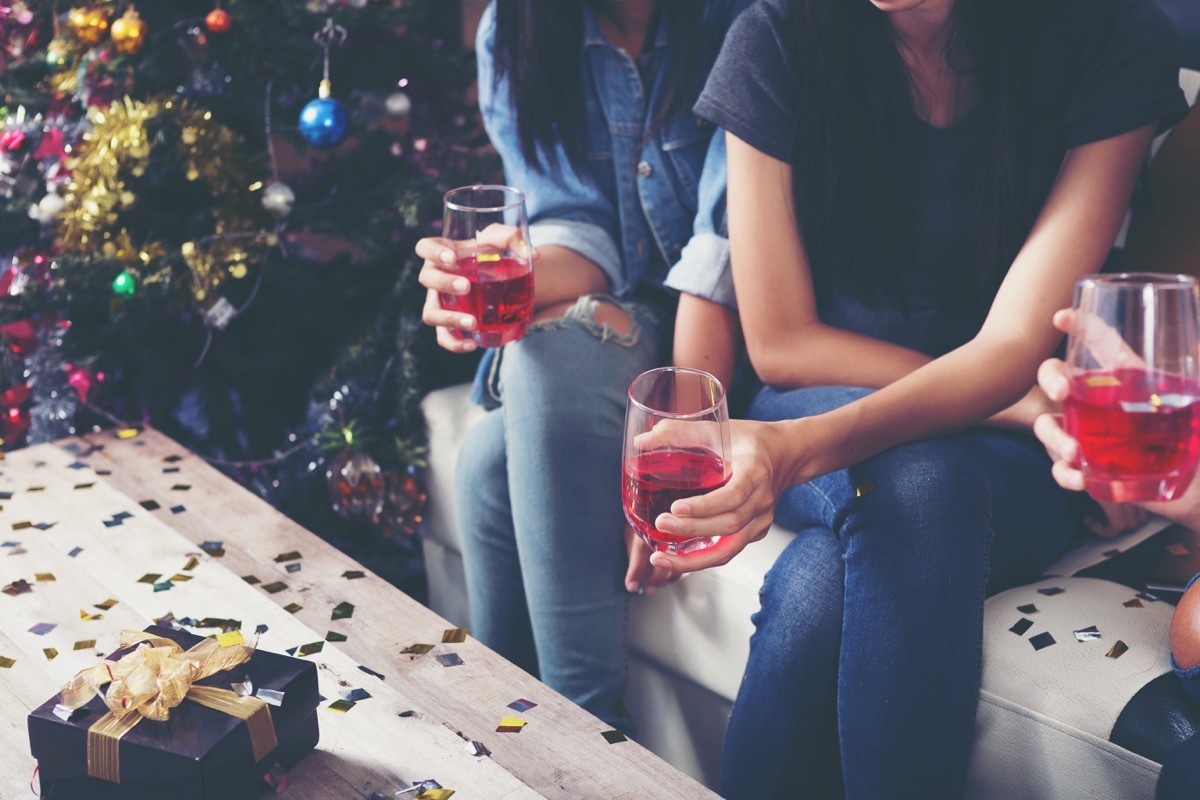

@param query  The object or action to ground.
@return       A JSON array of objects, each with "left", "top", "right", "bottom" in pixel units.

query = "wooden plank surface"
[{"left": 0, "top": 429, "right": 717, "bottom": 799}]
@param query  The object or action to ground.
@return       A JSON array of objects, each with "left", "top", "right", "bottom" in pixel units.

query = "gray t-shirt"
[{"left": 695, "top": 0, "right": 1189, "bottom": 357}]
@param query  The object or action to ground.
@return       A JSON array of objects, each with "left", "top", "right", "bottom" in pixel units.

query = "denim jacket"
[{"left": 469, "top": 0, "right": 746, "bottom": 406}]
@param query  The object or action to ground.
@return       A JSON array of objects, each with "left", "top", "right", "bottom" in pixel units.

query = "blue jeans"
[
  {"left": 456, "top": 295, "right": 668, "bottom": 733},
  {"left": 721, "top": 386, "right": 1081, "bottom": 800}
]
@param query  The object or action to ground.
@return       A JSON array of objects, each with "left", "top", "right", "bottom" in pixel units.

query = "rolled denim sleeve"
[
  {"left": 663, "top": 128, "right": 737, "bottom": 309},
  {"left": 475, "top": 4, "right": 626, "bottom": 294}
]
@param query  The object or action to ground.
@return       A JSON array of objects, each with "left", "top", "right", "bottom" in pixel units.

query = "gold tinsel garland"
[{"left": 57, "top": 95, "right": 266, "bottom": 302}]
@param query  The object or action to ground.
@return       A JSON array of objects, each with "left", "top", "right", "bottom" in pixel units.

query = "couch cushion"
[{"left": 421, "top": 383, "right": 490, "bottom": 556}]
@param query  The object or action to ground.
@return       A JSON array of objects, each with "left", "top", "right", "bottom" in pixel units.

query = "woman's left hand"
[{"left": 645, "top": 418, "right": 795, "bottom": 575}]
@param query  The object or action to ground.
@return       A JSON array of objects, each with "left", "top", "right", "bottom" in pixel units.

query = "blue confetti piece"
[
  {"left": 67, "top": 461, "right": 87, "bottom": 470},
  {"left": 1037, "top": 587, "right": 1065, "bottom": 597},
  {"left": 68, "top": 547, "right": 83, "bottom": 557},
  {"left": 1030, "top": 632, "right": 1056, "bottom": 651},
  {"left": 33, "top": 522, "right": 56, "bottom": 530},
  {"left": 102, "top": 519, "right": 122, "bottom": 528},
  {"left": 508, "top": 698, "right": 538, "bottom": 712},
  {"left": 285, "top": 563, "right": 301, "bottom": 573},
  {"left": 113, "top": 512, "right": 134, "bottom": 521},
  {"left": 152, "top": 581, "right": 173, "bottom": 592},
  {"left": 170, "top": 505, "right": 186, "bottom": 514},
  {"left": 29, "top": 622, "right": 57, "bottom": 636}
]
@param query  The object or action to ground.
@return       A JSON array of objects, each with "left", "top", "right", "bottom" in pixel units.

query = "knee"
[
  {"left": 755, "top": 531, "right": 844, "bottom": 648},
  {"left": 454, "top": 417, "right": 504, "bottom": 497},
  {"left": 1172, "top": 578, "right": 1200, "bottom": 670}
]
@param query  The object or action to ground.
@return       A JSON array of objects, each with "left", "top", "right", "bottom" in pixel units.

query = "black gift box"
[{"left": 28, "top": 626, "right": 320, "bottom": 800}]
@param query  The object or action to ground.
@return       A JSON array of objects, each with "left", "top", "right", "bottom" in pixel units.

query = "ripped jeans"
[{"left": 456, "top": 294, "right": 670, "bottom": 733}]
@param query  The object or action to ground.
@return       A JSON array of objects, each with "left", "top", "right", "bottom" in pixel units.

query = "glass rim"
[
  {"left": 1076, "top": 272, "right": 1199, "bottom": 290},
  {"left": 444, "top": 184, "right": 526, "bottom": 214},
  {"left": 627, "top": 367, "right": 727, "bottom": 419}
]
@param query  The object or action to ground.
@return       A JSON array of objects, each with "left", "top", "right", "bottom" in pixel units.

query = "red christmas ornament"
[
  {"left": 378, "top": 468, "right": 428, "bottom": 537},
  {"left": 0, "top": 383, "right": 30, "bottom": 445},
  {"left": 325, "top": 449, "right": 385, "bottom": 522},
  {"left": 0, "top": 320, "right": 35, "bottom": 355},
  {"left": 205, "top": 8, "right": 231, "bottom": 33}
]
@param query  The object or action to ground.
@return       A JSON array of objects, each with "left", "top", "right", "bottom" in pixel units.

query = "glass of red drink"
[
  {"left": 439, "top": 185, "right": 534, "bottom": 348},
  {"left": 1064, "top": 273, "right": 1200, "bottom": 503},
  {"left": 622, "top": 367, "right": 732, "bottom": 554}
]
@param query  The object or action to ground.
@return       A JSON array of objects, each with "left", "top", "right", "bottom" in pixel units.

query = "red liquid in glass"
[
  {"left": 623, "top": 449, "right": 729, "bottom": 553},
  {"left": 1064, "top": 367, "right": 1200, "bottom": 502},
  {"left": 439, "top": 255, "right": 534, "bottom": 347}
]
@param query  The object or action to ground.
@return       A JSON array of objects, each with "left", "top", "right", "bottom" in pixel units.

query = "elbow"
[{"left": 745, "top": 341, "right": 796, "bottom": 389}]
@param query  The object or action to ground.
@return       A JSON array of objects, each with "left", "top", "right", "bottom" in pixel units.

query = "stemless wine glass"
[
  {"left": 622, "top": 367, "right": 732, "bottom": 554},
  {"left": 438, "top": 185, "right": 534, "bottom": 348},
  {"left": 1064, "top": 273, "right": 1200, "bottom": 503}
]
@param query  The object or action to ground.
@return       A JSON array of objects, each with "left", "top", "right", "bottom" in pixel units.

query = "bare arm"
[
  {"left": 673, "top": 294, "right": 740, "bottom": 391},
  {"left": 726, "top": 133, "right": 934, "bottom": 390}
]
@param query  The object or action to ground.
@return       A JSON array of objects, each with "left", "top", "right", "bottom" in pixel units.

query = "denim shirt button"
[{"left": 636, "top": 160, "right": 653, "bottom": 178}]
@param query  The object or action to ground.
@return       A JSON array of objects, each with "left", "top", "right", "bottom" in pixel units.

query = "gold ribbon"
[{"left": 60, "top": 630, "right": 278, "bottom": 783}]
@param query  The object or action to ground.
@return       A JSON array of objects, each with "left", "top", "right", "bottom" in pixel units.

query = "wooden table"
[{"left": 0, "top": 428, "right": 718, "bottom": 799}]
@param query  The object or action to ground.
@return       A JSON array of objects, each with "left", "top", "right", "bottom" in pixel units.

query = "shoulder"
[
  {"left": 1033, "top": 0, "right": 1179, "bottom": 57},
  {"left": 475, "top": 0, "right": 498, "bottom": 58}
]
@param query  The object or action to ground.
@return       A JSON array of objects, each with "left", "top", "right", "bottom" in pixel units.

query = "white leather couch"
[{"left": 418, "top": 67, "right": 1200, "bottom": 800}]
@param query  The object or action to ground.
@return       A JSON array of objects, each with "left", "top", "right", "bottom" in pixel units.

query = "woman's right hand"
[
  {"left": 417, "top": 225, "right": 539, "bottom": 354},
  {"left": 418, "top": 236, "right": 479, "bottom": 354}
]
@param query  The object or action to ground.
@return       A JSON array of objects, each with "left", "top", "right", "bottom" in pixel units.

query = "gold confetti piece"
[
  {"left": 326, "top": 631, "right": 348, "bottom": 642},
  {"left": 80, "top": 609, "right": 104, "bottom": 621},
  {"left": 34, "top": 573, "right": 55, "bottom": 582},
  {"left": 601, "top": 729, "right": 628, "bottom": 744},
  {"left": 217, "top": 631, "right": 245, "bottom": 647},
  {"left": 261, "top": 581, "right": 288, "bottom": 594},
  {"left": 855, "top": 483, "right": 874, "bottom": 497},
  {"left": 342, "top": 570, "right": 366, "bottom": 579},
  {"left": 327, "top": 699, "right": 355, "bottom": 712},
  {"left": 0, "top": 656, "right": 13, "bottom": 668},
  {"left": 417, "top": 790, "right": 455, "bottom": 800},
  {"left": 74, "top": 640, "right": 96, "bottom": 651},
  {"left": 402, "top": 644, "right": 434, "bottom": 655},
  {"left": 43, "top": 648, "right": 57, "bottom": 661},
  {"left": 26, "top": 486, "right": 45, "bottom": 492},
  {"left": 1107, "top": 640, "right": 1129, "bottom": 659},
  {"left": 242, "top": 575, "right": 261, "bottom": 585},
  {"left": 183, "top": 556, "right": 200, "bottom": 571},
  {"left": 1085, "top": 374, "right": 1122, "bottom": 388},
  {"left": 1167, "top": 543, "right": 1190, "bottom": 556},
  {"left": 1151, "top": 393, "right": 1162, "bottom": 408},
  {"left": 1123, "top": 599, "right": 1144, "bottom": 608},
  {"left": 170, "top": 574, "right": 193, "bottom": 582},
  {"left": 138, "top": 573, "right": 162, "bottom": 584},
  {"left": 496, "top": 716, "right": 526, "bottom": 733},
  {"left": 12, "top": 521, "right": 31, "bottom": 530},
  {"left": 298, "top": 641, "right": 324, "bottom": 657},
  {"left": 477, "top": 253, "right": 500, "bottom": 262},
  {"left": 332, "top": 601, "right": 354, "bottom": 620},
  {"left": 95, "top": 598, "right": 118, "bottom": 610},
  {"left": 116, "top": 428, "right": 141, "bottom": 439},
  {"left": 442, "top": 627, "right": 468, "bottom": 643},
  {"left": 274, "top": 551, "right": 302, "bottom": 562},
  {"left": 283, "top": 603, "right": 302, "bottom": 614}
]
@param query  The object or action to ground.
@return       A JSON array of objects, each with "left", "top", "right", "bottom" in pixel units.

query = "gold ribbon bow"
[{"left": 60, "top": 630, "right": 278, "bottom": 784}]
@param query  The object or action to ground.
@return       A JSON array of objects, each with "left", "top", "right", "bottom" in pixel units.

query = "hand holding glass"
[
  {"left": 438, "top": 185, "right": 534, "bottom": 348},
  {"left": 1063, "top": 273, "right": 1200, "bottom": 503},
  {"left": 622, "top": 368, "right": 731, "bottom": 554}
]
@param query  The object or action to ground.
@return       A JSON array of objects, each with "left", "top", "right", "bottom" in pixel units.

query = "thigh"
[{"left": 496, "top": 294, "right": 669, "bottom": 422}]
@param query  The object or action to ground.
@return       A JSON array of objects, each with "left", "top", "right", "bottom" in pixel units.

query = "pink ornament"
[
  {"left": 67, "top": 367, "right": 94, "bottom": 404},
  {"left": 32, "top": 128, "right": 64, "bottom": 161},
  {"left": 0, "top": 129, "right": 26, "bottom": 152}
]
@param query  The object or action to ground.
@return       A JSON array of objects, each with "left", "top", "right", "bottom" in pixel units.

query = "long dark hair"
[
  {"left": 788, "top": 0, "right": 1027, "bottom": 306},
  {"left": 492, "top": 0, "right": 704, "bottom": 170}
]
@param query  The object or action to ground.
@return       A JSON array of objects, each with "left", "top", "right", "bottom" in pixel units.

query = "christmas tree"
[{"left": 0, "top": 0, "right": 496, "bottom": 599}]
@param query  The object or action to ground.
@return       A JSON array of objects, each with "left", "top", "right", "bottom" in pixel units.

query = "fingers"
[
  {"left": 647, "top": 524, "right": 765, "bottom": 574},
  {"left": 1037, "top": 358, "right": 1071, "bottom": 403},
  {"left": 422, "top": 288, "right": 478, "bottom": 354},
  {"left": 415, "top": 237, "right": 457, "bottom": 268},
  {"left": 1033, "top": 412, "right": 1079, "bottom": 465},
  {"left": 623, "top": 527, "right": 680, "bottom": 595},
  {"left": 477, "top": 223, "right": 531, "bottom": 258},
  {"left": 418, "top": 258, "right": 471, "bottom": 295},
  {"left": 1084, "top": 500, "right": 1147, "bottom": 539},
  {"left": 1050, "top": 458, "right": 1086, "bottom": 492}
]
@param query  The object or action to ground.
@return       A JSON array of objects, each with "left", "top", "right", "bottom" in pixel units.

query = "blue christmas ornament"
[{"left": 299, "top": 81, "right": 348, "bottom": 148}]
